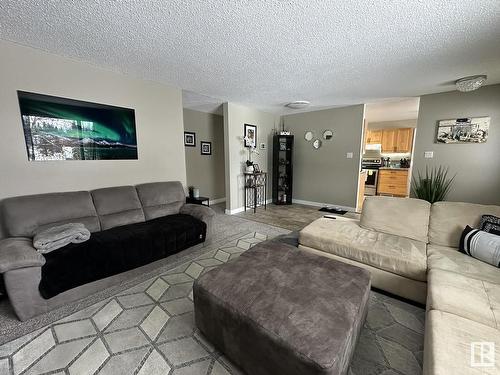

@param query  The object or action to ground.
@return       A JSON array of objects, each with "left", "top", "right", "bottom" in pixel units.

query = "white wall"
[
  {"left": 367, "top": 119, "right": 417, "bottom": 129},
  {"left": 223, "top": 103, "right": 279, "bottom": 213},
  {"left": 0, "top": 40, "right": 186, "bottom": 201}
]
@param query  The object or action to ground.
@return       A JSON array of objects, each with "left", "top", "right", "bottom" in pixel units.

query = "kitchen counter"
[{"left": 379, "top": 167, "right": 410, "bottom": 170}]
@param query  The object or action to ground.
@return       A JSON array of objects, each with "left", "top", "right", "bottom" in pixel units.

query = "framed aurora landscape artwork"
[{"left": 18, "top": 91, "right": 138, "bottom": 161}]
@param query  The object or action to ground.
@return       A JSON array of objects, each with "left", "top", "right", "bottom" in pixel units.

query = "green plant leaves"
[{"left": 411, "top": 166, "right": 456, "bottom": 203}]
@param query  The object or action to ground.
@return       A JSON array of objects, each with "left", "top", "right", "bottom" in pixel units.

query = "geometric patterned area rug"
[
  {"left": 0, "top": 231, "right": 425, "bottom": 375},
  {"left": 0, "top": 212, "right": 288, "bottom": 342}
]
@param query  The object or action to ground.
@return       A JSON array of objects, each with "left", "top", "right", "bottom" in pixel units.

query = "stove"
[
  {"left": 361, "top": 151, "right": 382, "bottom": 195},
  {"left": 361, "top": 158, "right": 382, "bottom": 169}
]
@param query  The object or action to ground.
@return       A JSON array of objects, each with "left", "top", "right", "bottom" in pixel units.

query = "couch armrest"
[
  {"left": 180, "top": 204, "right": 216, "bottom": 240},
  {"left": 0, "top": 238, "right": 46, "bottom": 273}
]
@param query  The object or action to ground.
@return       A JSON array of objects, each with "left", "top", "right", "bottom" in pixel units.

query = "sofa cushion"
[
  {"left": 429, "top": 201, "right": 500, "bottom": 247},
  {"left": 2, "top": 191, "right": 100, "bottom": 237},
  {"left": 299, "top": 218, "right": 427, "bottom": 281},
  {"left": 427, "top": 269, "right": 500, "bottom": 329},
  {"left": 424, "top": 310, "right": 500, "bottom": 375},
  {"left": 136, "top": 181, "right": 185, "bottom": 220},
  {"left": 91, "top": 186, "right": 145, "bottom": 230},
  {"left": 39, "top": 214, "right": 206, "bottom": 299},
  {"left": 427, "top": 244, "right": 500, "bottom": 285},
  {"left": 360, "top": 196, "right": 431, "bottom": 243}
]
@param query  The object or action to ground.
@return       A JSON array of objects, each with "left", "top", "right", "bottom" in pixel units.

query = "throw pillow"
[
  {"left": 459, "top": 226, "right": 500, "bottom": 267},
  {"left": 480, "top": 214, "right": 500, "bottom": 236}
]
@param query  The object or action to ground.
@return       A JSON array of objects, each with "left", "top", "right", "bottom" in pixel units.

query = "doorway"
[{"left": 357, "top": 98, "right": 420, "bottom": 211}]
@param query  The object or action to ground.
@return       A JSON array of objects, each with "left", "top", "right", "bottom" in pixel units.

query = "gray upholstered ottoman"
[{"left": 193, "top": 240, "right": 371, "bottom": 375}]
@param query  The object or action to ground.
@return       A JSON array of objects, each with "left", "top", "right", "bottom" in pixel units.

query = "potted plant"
[
  {"left": 411, "top": 166, "right": 456, "bottom": 203},
  {"left": 243, "top": 136, "right": 259, "bottom": 173},
  {"left": 245, "top": 160, "right": 254, "bottom": 173}
]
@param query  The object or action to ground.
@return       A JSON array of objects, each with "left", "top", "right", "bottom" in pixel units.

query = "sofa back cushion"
[
  {"left": 136, "top": 181, "right": 185, "bottom": 220},
  {"left": 360, "top": 196, "right": 431, "bottom": 243},
  {"left": 2, "top": 191, "right": 100, "bottom": 238},
  {"left": 429, "top": 202, "right": 500, "bottom": 247},
  {"left": 91, "top": 186, "right": 145, "bottom": 230}
]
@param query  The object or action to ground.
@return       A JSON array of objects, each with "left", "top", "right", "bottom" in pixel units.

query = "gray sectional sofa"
[
  {"left": 299, "top": 196, "right": 500, "bottom": 375},
  {"left": 0, "top": 181, "right": 215, "bottom": 321}
]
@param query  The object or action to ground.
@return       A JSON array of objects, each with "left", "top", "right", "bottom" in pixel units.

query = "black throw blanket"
[{"left": 39, "top": 214, "right": 206, "bottom": 299}]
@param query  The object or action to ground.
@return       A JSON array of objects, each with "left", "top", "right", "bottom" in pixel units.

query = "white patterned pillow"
[
  {"left": 459, "top": 226, "right": 500, "bottom": 267},
  {"left": 480, "top": 214, "right": 500, "bottom": 236}
]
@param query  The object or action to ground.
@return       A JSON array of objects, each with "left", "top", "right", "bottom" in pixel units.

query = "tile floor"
[
  {"left": 0, "top": 231, "right": 424, "bottom": 375},
  {"left": 235, "top": 203, "right": 360, "bottom": 231}
]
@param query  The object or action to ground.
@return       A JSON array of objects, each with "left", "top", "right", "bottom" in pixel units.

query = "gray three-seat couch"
[{"left": 0, "top": 181, "right": 214, "bottom": 321}]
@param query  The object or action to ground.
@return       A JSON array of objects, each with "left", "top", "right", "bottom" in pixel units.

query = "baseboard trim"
[
  {"left": 292, "top": 199, "right": 356, "bottom": 212},
  {"left": 209, "top": 197, "right": 226, "bottom": 205},
  {"left": 225, "top": 199, "right": 273, "bottom": 215},
  {"left": 225, "top": 207, "right": 245, "bottom": 215}
]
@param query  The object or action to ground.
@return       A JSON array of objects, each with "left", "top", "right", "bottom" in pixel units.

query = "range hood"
[{"left": 362, "top": 149, "right": 382, "bottom": 159}]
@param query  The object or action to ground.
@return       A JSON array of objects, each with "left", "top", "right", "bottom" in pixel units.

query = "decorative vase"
[
  {"left": 246, "top": 165, "right": 254, "bottom": 173},
  {"left": 193, "top": 188, "right": 200, "bottom": 198}
]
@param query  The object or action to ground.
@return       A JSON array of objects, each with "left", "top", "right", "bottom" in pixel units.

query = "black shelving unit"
[{"left": 272, "top": 135, "right": 294, "bottom": 205}]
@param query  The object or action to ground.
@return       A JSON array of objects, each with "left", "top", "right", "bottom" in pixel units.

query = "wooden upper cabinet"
[
  {"left": 381, "top": 128, "right": 414, "bottom": 153},
  {"left": 396, "top": 128, "right": 414, "bottom": 153},
  {"left": 381, "top": 129, "right": 398, "bottom": 152},
  {"left": 366, "top": 130, "right": 383, "bottom": 144}
]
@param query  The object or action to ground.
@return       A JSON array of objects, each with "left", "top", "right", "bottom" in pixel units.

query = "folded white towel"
[{"left": 33, "top": 223, "right": 91, "bottom": 254}]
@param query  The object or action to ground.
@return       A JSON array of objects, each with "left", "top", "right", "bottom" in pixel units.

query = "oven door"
[{"left": 363, "top": 169, "right": 378, "bottom": 195}]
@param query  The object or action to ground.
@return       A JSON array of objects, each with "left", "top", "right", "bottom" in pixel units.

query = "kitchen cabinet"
[
  {"left": 377, "top": 169, "right": 409, "bottom": 197},
  {"left": 366, "top": 130, "right": 383, "bottom": 144},
  {"left": 396, "top": 128, "right": 414, "bottom": 153},
  {"left": 381, "top": 129, "right": 398, "bottom": 152},
  {"left": 381, "top": 128, "right": 414, "bottom": 153}
]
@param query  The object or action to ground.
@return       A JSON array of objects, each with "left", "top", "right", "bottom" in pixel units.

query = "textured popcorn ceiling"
[
  {"left": 182, "top": 90, "right": 224, "bottom": 115},
  {"left": 1, "top": 1, "right": 499, "bottom": 114}
]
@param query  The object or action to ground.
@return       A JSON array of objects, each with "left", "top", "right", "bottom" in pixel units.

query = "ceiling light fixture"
[
  {"left": 286, "top": 101, "right": 310, "bottom": 109},
  {"left": 455, "top": 75, "right": 487, "bottom": 92}
]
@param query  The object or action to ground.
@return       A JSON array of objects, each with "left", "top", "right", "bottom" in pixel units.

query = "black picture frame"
[
  {"left": 244, "top": 124, "right": 257, "bottom": 148},
  {"left": 184, "top": 132, "right": 196, "bottom": 147},
  {"left": 18, "top": 91, "right": 138, "bottom": 161},
  {"left": 201, "top": 141, "right": 212, "bottom": 155}
]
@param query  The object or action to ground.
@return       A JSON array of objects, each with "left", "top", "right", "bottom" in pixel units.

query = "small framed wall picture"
[
  {"left": 244, "top": 124, "right": 257, "bottom": 147},
  {"left": 201, "top": 141, "right": 212, "bottom": 155},
  {"left": 184, "top": 132, "right": 196, "bottom": 147}
]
